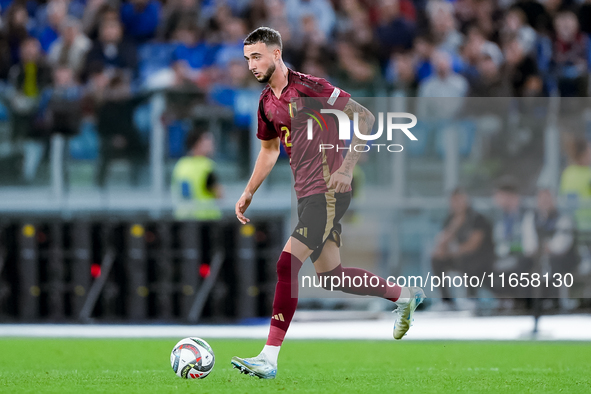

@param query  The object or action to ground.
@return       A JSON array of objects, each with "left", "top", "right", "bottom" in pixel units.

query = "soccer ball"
[{"left": 170, "top": 337, "right": 215, "bottom": 379}]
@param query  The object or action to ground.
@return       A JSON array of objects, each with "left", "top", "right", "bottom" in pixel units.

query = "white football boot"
[
  {"left": 231, "top": 353, "right": 277, "bottom": 379},
  {"left": 393, "top": 286, "right": 426, "bottom": 340}
]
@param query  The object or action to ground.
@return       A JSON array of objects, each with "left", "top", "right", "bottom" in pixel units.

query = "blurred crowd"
[
  {"left": 1, "top": 0, "right": 590, "bottom": 99},
  {"left": 0, "top": 0, "right": 590, "bottom": 184},
  {"left": 431, "top": 172, "right": 589, "bottom": 313}
]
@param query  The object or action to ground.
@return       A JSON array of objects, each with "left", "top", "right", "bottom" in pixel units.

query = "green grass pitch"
[{"left": 0, "top": 338, "right": 590, "bottom": 393}]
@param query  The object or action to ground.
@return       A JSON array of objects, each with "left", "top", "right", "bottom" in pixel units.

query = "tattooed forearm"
[{"left": 341, "top": 98, "right": 375, "bottom": 174}]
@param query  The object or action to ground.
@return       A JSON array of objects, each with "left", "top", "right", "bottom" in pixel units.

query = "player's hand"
[
  {"left": 328, "top": 168, "right": 352, "bottom": 193},
  {"left": 235, "top": 191, "right": 253, "bottom": 224}
]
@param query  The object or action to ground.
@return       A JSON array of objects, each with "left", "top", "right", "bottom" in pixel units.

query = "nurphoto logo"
[{"left": 306, "top": 110, "right": 418, "bottom": 153}]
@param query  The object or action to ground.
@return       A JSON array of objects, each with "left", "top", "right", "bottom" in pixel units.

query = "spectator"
[
  {"left": 4, "top": 3, "right": 32, "bottom": 64},
  {"left": 416, "top": 50, "right": 467, "bottom": 156},
  {"left": 84, "top": 68, "right": 147, "bottom": 187},
  {"left": 8, "top": 38, "right": 52, "bottom": 103},
  {"left": 427, "top": 0, "right": 463, "bottom": 54},
  {"left": 386, "top": 50, "right": 418, "bottom": 96},
  {"left": 560, "top": 137, "right": 591, "bottom": 231},
  {"left": 171, "top": 126, "right": 222, "bottom": 221},
  {"left": 36, "top": 0, "right": 68, "bottom": 53},
  {"left": 375, "top": 0, "right": 415, "bottom": 62},
  {"left": 8, "top": 37, "right": 52, "bottom": 183},
  {"left": 35, "top": 0, "right": 87, "bottom": 33},
  {"left": 500, "top": 7, "right": 537, "bottom": 54},
  {"left": 413, "top": 34, "right": 436, "bottom": 83},
  {"left": 471, "top": 0, "right": 502, "bottom": 41},
  {"left": 47, "top": 17, "right": 91, "bottom": 77},
  {"left": 418, "top": 50, "right": 468, "bottom": 99},
  {"left": 214, "top": 18, "right": 247, "bottom": 69},
  {"left": 158, "top": 0, "right": 200, "bottom": 40},
  {"left": 492, "top": 176, "right": 532, "bottom": 290},
  {"left": 580, "top": 0, "right": 591, "bottom": 36},
  {"left": 336, "top": 0, "right": 375, "bottom": 51},
  {"left": 243, "top": 0, "right": 268, "bottom": 31},
  {"left": 170, "top": 22, "right": 217, "bottom": 88},
  {"left": 468, "top": 48, "right": 511, "bottom": 97},
  {"left": 461, "top": 26, "right": 503, "bottom": 81},
  {"left": 299, "top": 14, "right": 327, "bottom": 50},
  {"left": 38, "top": 66, "right": 82, "bottom": 136},
  {"left": 551, "top": 10, "right": 589, "bottom": 97},
  {"left": 203, "top": 3, "right": 233, "bottom": 43},
  {"left": 522, "top": 189, "right": 578, "bottom": 281},
  {"left": 0, "top": 32, "right": 13, "bottom": 80},
  {"left": 84, "top": 18, "right": 137, "bottom": 80},
  {"left": 514, "top": 0, "right": 552, "bottom": 33},
  {"left": 503, "top": 38, "right": 543, "bottom": 97},
  {"left": 120, "top": 0, "right": 162, "bottom": 44},
  {"left": 284, "top": 0, "right": 336, "bottom": 40},
  {"left": 263, "top": 0, "right": 292, "bottom": 40},
  {"left": 301, "top": 58, "right": 329, "bottom": 79},
  {"left": 431, "top": 188, "right": 494, "bottom": 309},
  {"left": 82, "top": 1, "right": 119, "bottom": 41},
  {"left": 334, "top": 39, "right": 381, "bottom": 96}
]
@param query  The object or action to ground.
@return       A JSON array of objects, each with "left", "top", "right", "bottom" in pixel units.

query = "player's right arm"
[{"left": 235, "top": 137, "right": 280, "bottom": 224}]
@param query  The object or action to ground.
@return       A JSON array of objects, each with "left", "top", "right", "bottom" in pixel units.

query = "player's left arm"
[{"left": 328, "top": 98, "right": 375, "bottom": 193}]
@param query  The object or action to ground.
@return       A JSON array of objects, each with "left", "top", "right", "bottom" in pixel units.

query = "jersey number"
[{"left": 281, "top": 126, "right": 292, "bottom": 148}]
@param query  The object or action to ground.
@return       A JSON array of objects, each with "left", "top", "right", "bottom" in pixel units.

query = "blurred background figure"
[
  {"left": 4, "top": 3, "right": 34, "bottom": 65},
  {"left": 431, "top": 188, "right": 494, "bottom": 310},
  {"left": 0, "top": 0, "right": 589, "bottom": 325},
  {"left": 492, "top": 176, "right": 532, "bottom": 305},
  {"left": 386, "top": 49, "right": 418, "bottom": 96},
  {"left": 8, "top": 37, "right": 52, "bottom": 183},
  {"left": 170, "top": 22, "right": 217, "bottom": 88},
  {"left": 38, "top": 65, "right": 82, "bottom": 137},
  {"left": 375, "top": 0, "right": 415, "bottom": 65},
  {"left": 334, "top": 38, "right": 381, "bottom": 96},
  {"left": 120, "top": 0, "right": 162, "bottom": 44},
  {"left": 84, "top": 67, "right": 147, "bottom": 188},
  {"left": 171, "top": 126, "right": 222, "bottom": 221},
  {"left": 522, "top": 189, "right": 578, "bottom": 288},
  {"left": 47, "top": 17, "right": 91, "bottom": 79},
  {"left": 36, "top": 0, "right": 68, "bottom": 54},
  {"left": 503, "top": 38, "right": 543, "bottom": 97},
  {"left": 84, "top": 18, "right": 137, "bottom": 81},
  {"left": 561, "top": 137, "right": 591, "bottom": 232},
  {"left": 418, "top": 50, "right": 468, "bottom": 99},
  {"left": 158, "top": 0, "right": 200, "bottom": 41},
  {"left": 551, "top": 10, "right": 589, "bottom": 97},
  {"left": 427, "top": 0, "right": 463, "bottom": 54},
  {"left": 285, "top": 0, "right": 335, "bottom": 42},
  {"left": 499, "top": 8, "right": 536, "bottom": 55},
  {"left": 468, "top": 47, "right": 510, "bottom": 97}
]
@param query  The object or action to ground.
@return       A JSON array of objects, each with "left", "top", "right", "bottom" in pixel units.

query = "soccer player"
[{"left": 231, "top": 27, "right": 425, "bottom": 379}]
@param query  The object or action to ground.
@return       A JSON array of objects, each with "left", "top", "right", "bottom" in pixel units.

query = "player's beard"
[{"left": 256, "top": 63, "right": 276, "bottom": 83}]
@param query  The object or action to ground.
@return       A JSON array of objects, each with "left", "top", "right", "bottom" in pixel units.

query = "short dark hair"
[
  {"left": 495, "top": 175, "right": 519, "bottom": 194},
  {"left": 244, "top": 27, "right": 282, "bottom": 50}
]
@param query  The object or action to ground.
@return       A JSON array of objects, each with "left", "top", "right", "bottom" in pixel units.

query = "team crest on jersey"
[{"left": 288, "top": 99, "right": 299, "bottom": 118}]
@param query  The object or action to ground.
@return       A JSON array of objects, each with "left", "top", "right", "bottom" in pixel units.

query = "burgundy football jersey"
[{"left": 257, "top": 69, "right": 352, "bottom": 199}]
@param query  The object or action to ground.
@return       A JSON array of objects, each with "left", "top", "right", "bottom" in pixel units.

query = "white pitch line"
[{"left": 1, "top": 314, "right": 590, "bottom": 340}]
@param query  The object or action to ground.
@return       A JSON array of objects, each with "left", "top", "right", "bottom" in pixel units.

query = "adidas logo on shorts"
[{"left": 295, "top": 227, "right": 308, "bottom": 238}]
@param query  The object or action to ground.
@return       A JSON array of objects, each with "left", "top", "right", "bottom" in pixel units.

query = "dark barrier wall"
[{"left": 0, "top": 217, "right": 284, "bottom": 323}]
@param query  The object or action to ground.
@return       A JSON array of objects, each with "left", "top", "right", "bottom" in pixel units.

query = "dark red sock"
[
  {"left": 266, "top": 252, "right": 303, "bottom": 346},
  {"left": 317, "top": 264, "right": 401, "bottom": 302}
]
